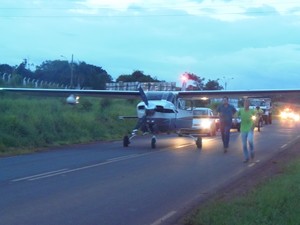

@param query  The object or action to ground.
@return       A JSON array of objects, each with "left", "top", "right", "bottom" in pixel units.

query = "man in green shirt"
[{"left": 238, "top": 98, "right": 256, "bottom": 163}]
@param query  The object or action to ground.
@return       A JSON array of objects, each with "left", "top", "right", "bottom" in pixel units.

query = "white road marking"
[
  {"left": 174, "top": 143, "right": 194, "bottom": 149},
  {"left": 280, "top": 135, "right": 300, "bottom": 150},
  {"left": 12, "top": 169, "right": 69, "bottom": 182},
  {"left": 107, "top": 154, "right": 139, "bottom": 161},
  {"left": 248, "top": 159, "right": 260, "bottom": 167},
  {"left": 12, "top": 153, "right": 152, "bottom": 182},
  {"left": 173, "top": 137, "right": 216, "bottom": 149},
  {"left": 149, "top": 211, "right": 177, "bottom": 225}
]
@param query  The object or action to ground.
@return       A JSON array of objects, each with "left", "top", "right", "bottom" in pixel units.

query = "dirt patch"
[{"left": 176, "top": 139, "right": 300, "bottom": 225}]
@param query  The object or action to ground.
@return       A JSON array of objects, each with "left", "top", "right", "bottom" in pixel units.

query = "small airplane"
[{"left": 1, "top": 86, "right": 300, "bottom": 149}]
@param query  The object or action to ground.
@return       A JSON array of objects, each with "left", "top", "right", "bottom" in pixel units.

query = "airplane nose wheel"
[
  {"left": 123, "top": 135, "right": 130, "bottom": 147},
  {"left": 151, "top": 136, "right": 156, "bottom": 149},
  {"left": 196, "top": 136, "right": 202, "bottom": 149}
]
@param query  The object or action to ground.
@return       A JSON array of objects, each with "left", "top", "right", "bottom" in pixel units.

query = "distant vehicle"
[
  {"left": 231, "top": 116, "right": 241, "bottom": 132},
  {"left": 179, "top": 107, "right": 217, "bottom": 137},
  {"left": 192, "top": 107, "right": 217, "bottom": 136},
  {"left": 280, "top": 108, "right": 300, "bottom": 121},
  {"left": 249, "top": 98, "right": 272, "bottom": 124}
]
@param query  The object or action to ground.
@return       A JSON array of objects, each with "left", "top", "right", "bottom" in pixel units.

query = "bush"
[{"left": 0, "top": 94, "right": 137, "bottom": 154}]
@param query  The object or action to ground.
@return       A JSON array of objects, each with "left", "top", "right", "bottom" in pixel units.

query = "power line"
[
  {"left": 0, "top": 10, "right": 297, "bottom": 18},
  {"left": 1, "top": 1, "right": 300, "bottom": 10},
  {"left": 1, "top": 2, "right": 299, "bottom": 18}
]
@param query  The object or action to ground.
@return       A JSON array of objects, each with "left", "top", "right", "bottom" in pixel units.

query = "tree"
[
  {"left": 34, "top": 60, "right": 113, "bottom": 89},
  {"left": 116, "top": 70, "right": 160, "bottom": 82},
  {"left": 35, "top": 60, "right": 70, "bottom": 86},
  {"left": 15, "top": 59, "right": 34, "bottom": 78},
  {"left": 204, "top": 79, "right": 223, "bottom": 90},
  {"left": 0, "top": 60, "right": 34, "bottom": 87},
  {"left": 0, "top": 64, "right": 14, "bottom": 75},
  {"left": 76, "top": 62, "right": 112, "bottom": 89}
]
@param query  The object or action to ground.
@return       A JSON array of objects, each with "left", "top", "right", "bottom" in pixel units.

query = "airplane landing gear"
[
  {"left": 176, "top": 132, "right": 203, "bottom": 150},
  {"left": 123, "top": 131, "right": 157, "bottom": 149},
  {"left": 196, "top": 136, "right": 202, "bottom": 149},
  {"left": 151, "top": 136, "right": 156, "bottom": 149},
  {"left": 123, "top": 135, "right": 130, "bottom": 147},
  {"left": 123, "top": 130, "right": 138, "bottom": 148}
]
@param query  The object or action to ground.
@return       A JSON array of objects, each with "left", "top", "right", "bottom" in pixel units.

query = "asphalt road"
[{"left": 1, "top": 119, "right": 300, "bottom": 225}]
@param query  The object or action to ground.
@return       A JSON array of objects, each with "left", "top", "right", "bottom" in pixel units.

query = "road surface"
[{"left": 1, "top": 119, "right": 300, "bottom": 225}]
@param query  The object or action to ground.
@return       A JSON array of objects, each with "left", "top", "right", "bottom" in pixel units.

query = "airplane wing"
[
  {"left": 1, "top": 87, "right": 300, "bottom": 101},
  {"left": 178, "top": 89, "right": 300, "bottom": 101},
  {"left": 0, "top": 87, "right": 141, "bottom": 99}
]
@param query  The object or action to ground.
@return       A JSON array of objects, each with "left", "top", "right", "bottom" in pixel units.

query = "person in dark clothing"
[{"left": 217, "top": 96, "right": 237, "bottom": 152}]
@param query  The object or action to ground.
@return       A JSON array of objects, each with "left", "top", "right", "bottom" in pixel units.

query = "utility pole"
[
  {"left": 61, "top": 54, "right": 74, "bottom": 88},
  {"left": 222, "top": 76, "right": 234, "bottom": 90},
  {"left": 70, "top": 54, "right": 74, "bottom": 88}
]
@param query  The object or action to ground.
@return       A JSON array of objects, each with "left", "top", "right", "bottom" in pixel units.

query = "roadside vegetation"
[
  {"left": 0, "top": 93, "right": 137, "bottom": 156},
  {"left": 186, "top": 156, "right": 300, "bottom": 225}
]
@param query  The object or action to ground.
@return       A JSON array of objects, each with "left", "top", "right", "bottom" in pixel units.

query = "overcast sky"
[{"left": 1, "top": 0, "right": 300, "bottom": 90}]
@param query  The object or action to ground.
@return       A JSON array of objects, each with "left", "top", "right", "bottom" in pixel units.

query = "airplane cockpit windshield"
[{"left": 146, "top": 92, "right": 176, "bottom": 104}]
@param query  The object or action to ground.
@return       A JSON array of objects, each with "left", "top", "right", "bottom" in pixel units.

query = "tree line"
[{"left": 0, "top": 59, "right": 223, "bottom": 90}]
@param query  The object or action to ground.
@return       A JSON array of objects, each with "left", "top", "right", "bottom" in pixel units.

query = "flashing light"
[
  {"left": 280, "top": 108, "right": 300, "bottom": 121},
  {"left": 181, "top": 74, "right": 188, "bottom": 82},
  {"left": 200, "top": 97, "right": 209, "bottom": 100}
]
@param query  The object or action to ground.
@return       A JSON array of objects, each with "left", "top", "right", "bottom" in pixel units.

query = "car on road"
[
  {"left": 189, "top": 107, "right": 218, "bottom": 136},
  {"left": 231, "top": 117, "right": 241, "bottom": 132}
]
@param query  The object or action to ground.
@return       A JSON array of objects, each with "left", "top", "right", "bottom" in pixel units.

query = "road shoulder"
[{"left": 175, "top": 139, "right": 300, "bottom": 225}]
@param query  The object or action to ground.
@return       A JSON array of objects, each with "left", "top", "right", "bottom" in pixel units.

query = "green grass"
[
  {"left": 0, "top": 93, "right": 137, "bottom": 156},
  {"left": 187, "top": 159, "right": 300, "bottom": 225}
]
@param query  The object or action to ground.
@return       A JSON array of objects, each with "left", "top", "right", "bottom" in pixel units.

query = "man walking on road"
[
  {"left": 217, "top": 96, "right": 237, "bottom": 152},
  {"left": 238, "top": 98, "right": 256, "bottom": 163}
]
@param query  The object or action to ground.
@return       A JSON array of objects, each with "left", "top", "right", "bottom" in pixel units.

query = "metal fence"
[{"left": 106, "top": 82, "right": 177, "bottom": 91}]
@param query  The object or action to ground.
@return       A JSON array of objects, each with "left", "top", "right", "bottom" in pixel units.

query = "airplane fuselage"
[{"left": 136, "top": 91, "right": 194, "bottom": 134}]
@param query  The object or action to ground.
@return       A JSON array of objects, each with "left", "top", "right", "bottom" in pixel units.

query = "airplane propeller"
[
  {"left": 135, "top": 85, "right": 151, "bottom": 132},
  {"left": 138, "top": 85, "right": 148, "bottom": 106},
  {"left": 123, "top": 85, "right": 157, "bottom": 148},
  {"left": 137, "top": 85, "right": 156, "bottom": 117}
]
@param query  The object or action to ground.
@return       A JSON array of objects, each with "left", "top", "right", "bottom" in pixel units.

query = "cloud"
[
  {"left": 70, "top": 0, "right": 300, "bottom": 22},
  {"left": 1, "top": 0, "right": 300, "bottom": 90},
  {"left": 73, "top": 0, "right": 141, "bottom": 15},
  {"left": 196, "top": 44, "right": 300, "bottom": 89}
]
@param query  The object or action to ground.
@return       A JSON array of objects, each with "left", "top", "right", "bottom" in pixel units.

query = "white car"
[{"left": 191, "top": 107, "right": 217, "bottom": 136}]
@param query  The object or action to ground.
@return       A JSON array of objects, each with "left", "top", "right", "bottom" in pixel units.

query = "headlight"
[
  {"left": 201, "top": 119, "right": 212, "bottom": 129},
  {"left": 280, "top": 111, "right": 287, "bottom": 119},
  {"left": 280, "top": 111, "right": 299, "bottom": 121},
  {"left": 293, "top": 114, "right": 300, "bottom": 121}
]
